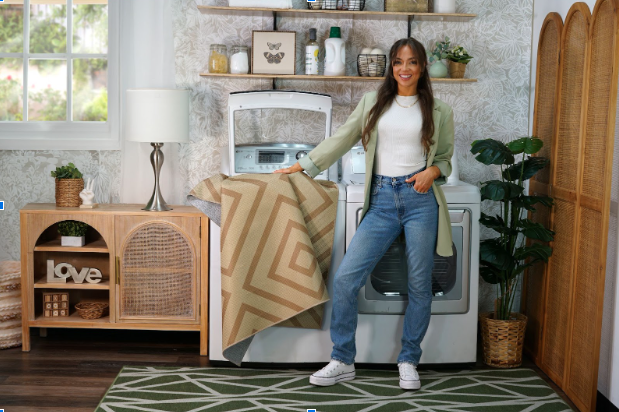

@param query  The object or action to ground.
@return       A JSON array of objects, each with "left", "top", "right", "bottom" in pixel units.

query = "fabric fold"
[{"left": 188, "top": 173, "right": 339, "bottom": 365}]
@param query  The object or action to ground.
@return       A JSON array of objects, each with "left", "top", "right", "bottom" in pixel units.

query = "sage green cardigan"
[{"left": 298, "top": 91, "right": 455, "bottom": 257}]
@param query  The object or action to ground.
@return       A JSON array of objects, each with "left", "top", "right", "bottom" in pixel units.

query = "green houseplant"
[
  {"left": 58, "top": 220, "right": 89, "bottom": 247},
  {"left": 51, "top": 162, "right": 84, "bottom": 207},
  {"left": 427, "top": 37, "right": 451, "bottom": 78},
  {"left": 470, "top": 136, "right": 554, "bottom": 367},
  {"left": 447, "top": 45, "right": 473, "bottom": 78}
]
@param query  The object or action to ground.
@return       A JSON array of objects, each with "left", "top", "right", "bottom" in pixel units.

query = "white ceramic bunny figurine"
[{"left": 79, "top": 178, "right": 97, "bottom": 208}]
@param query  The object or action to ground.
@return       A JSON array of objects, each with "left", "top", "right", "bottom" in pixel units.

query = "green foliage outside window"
[{"left": 0, "top": 4, "right": 108, "bottom": 122}]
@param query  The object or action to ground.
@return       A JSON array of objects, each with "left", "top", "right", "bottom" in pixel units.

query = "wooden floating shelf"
[
  {"left": 197, "top": 5, "right": 477, "bottom": 21},
  {"left": 199, "top": 73, "right": 478, "bottom": 82},
  {"left": 34, "top": 238, "right": 109, "bottom": 253},
  {"left": 34, "top": 279, "right": 110, "bottom": 290}
]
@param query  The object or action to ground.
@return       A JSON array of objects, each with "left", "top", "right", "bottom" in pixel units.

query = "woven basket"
[
  {"left": 55, "top": 178, "right": 84, "bottom": 207},
  {"left": 479, "top": 312, "right": 527, "bottom": 368},
  {"left": 449, "top": 60, "right": 467, "bottom": 78},
  {"left": 385, "top": 0, "right": 427, "bottom": 12},
  {"left": 0, "top": 261, "right": 22, "bottom": 349},
  {"left": 75, "top": 302, "right": 108, "bottom": 319}
]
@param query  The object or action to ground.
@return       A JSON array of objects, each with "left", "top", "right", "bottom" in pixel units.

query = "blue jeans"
[{"left": 331, "top": 170, "right": 438, "bottom": 366}]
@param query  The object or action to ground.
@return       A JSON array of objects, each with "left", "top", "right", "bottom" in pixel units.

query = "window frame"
[{"left": 0, "top": 0, "right": 120, "bottom": 150}]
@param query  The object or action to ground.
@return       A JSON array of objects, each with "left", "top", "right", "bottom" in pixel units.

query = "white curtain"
[{"left": 119, "top": 0, "right": 182, "bottom": 205}]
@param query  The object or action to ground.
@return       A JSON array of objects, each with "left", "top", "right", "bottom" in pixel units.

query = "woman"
[{"left": 275, "top": 37, "right": 454, "bottom": 391}]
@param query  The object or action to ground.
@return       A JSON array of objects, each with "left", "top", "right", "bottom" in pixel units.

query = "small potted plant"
[
  {"left": 447, "top": 45, "right": 473, "bottom": 79},
  {"left": 58, "top": 220, "right": 89, "bottom": 247},
  {"left": 470, "top": 136, "right": 554, "bottom": 368},
  {"left": 427, "top": 36, "right": 451, "bottom": 78},
  {"left": 51, "top": 162, "right": 84, "bottom": 207}
]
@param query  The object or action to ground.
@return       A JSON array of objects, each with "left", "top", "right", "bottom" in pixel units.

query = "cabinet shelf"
[
  {"left": 197, "top": 5, "right": 476, "bottom": 21},
  {"left": 34, "top": 238, "right": 109, "bottom": 253},
  {"left": 199, "top": 73, "right": 478, "bottom": 82},
  {"left": 32, "top": 311, "right": 110, "bottom": 327},
  {"left": 34, "top": 279, "right": 110, "bottom": 290}
]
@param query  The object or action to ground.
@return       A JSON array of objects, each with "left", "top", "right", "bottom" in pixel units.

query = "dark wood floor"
[{"left": 0, "top": 328, "right": 578, "bottom": 412}]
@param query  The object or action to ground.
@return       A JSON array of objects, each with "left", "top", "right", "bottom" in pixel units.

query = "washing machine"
[
  {"left": 209, "top": 91, "right": 347, "bottom": 364},
  {"left": 341, "top": 148, "right": 481, "bottom": 364}
]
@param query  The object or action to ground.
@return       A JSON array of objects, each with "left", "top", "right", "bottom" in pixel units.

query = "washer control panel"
[{"left": 234, "top": 144, "right": 327, "bottom": 178}]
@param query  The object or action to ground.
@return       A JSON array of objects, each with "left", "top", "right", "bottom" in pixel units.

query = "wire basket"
[
  {"left": 313, "top": 0, "right": 365, "bottom": 10},
  {"left": 75, "top": 302, "right": 109, "bottom": 319},
  {"left": 357, "top": 54, "right": 387, "bottom": 77}
]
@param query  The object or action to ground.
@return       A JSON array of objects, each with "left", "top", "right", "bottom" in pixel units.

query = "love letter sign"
[{"left": 47, "top": 260, "right": 102, "bottom": 284}]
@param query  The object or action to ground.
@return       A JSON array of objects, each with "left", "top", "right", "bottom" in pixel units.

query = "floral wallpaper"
[
  {"left": 0, "top": 150, "right": 121, "bottom": 262},
  {"left": 0, "top": 0, "right": 532, "bottom": 313},
  {"left": 173, "top": 0, "right": 532, "bottom": 312}
]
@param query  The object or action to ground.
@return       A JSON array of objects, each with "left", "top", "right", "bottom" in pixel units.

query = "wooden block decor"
[{"left": 43, "top": 293, "right": 69, "bottom": 317}]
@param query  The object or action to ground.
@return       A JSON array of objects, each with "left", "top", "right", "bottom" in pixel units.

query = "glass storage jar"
[
  {"left": 209, "top": 44, "right": 228, "bottom": 73},
  {"left": 229, "top": 45, "right": 249, "bottom": 74}
]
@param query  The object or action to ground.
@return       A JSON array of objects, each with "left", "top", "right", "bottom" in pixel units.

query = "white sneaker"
[
  {"left": 398, "top": 362, "right": 420, "bottom": 390},
  {"left": 309, "top": 359, "right": 355, "bottom": 386}
]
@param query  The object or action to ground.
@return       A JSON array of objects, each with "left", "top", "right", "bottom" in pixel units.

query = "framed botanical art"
[{"left": 251, "top": 31, "right": 296, "bottom": 75}]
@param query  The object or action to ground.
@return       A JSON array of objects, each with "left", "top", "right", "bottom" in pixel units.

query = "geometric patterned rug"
[{"left": 95, "top": 367, "right": 573, "bottom": 412}]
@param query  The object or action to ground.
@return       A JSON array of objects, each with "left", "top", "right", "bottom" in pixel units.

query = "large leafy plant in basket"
[{"left": 470, "top": 137, "right": 554, "bottom": 321}]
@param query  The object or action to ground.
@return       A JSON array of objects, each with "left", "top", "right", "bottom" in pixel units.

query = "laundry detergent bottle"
[{"left": 324, "top": 26, "right": 345, "bottom": 76}]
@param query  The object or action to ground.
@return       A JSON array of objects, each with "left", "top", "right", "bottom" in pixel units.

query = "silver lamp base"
[{"left": 143, "top": 142, "right": 173, "bottom": 211}]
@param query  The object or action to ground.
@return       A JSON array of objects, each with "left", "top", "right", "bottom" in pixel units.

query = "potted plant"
[
  {"left": 447, "top": 45, "right": 473, "bottom": 79},
  {"left": 428, "top": 36, "right": 451, "bottom": 78},
  {"left": 58, "top": 220, "right": 89, "bottom": 247},
  {"left": 470, "top": 136, "right": 554, "bottom": 368},
  {"left": 51, "top": 162, "right": 84, "bottom": 207}
]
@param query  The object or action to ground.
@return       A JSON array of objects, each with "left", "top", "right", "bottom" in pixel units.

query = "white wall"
[{"left": 529, "top": 0, "right": 619, "bottom": 404}]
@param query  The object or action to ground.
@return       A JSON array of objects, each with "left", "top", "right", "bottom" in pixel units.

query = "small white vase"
[
  {"left": 434, "top": 0, "right": 456, "bottom": 13},
  {"left": 61, "top": 236, "right": 85, "bottom": 247}
]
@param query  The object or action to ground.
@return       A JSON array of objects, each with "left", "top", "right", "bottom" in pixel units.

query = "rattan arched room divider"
[
  {"left": 524, "top": 12, "right": 563, "bottom": 364},
  {"left": 524, "top": 1, "right": 619, "bottom": 411}
]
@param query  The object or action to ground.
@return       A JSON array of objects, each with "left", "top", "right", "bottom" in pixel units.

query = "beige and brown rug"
[{"left": 189, "top": 173, "right": 339, "bottom": 365}]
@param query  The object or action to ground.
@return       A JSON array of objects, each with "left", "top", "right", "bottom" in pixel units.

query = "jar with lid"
[
  {"left": 229, "top": 45, "right": 249, "bottom": 74},
  {"left": 209, "top": 44, "right": 228, "bottom": 73}
]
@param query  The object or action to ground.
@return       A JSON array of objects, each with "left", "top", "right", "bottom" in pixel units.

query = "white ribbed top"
[{"left": 373, "top": 95, "right": 425, "bottom": 177}]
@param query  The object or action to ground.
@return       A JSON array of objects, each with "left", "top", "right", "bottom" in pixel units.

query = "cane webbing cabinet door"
[
  {"left": 524, "top": 12, "right": 563, "bottom": 364},
  {"left": 115, "top": 216, "right": 201, "bottom": 324}
]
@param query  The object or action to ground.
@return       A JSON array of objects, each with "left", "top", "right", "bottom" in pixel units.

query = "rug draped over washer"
[{"left": 188, "top": 173, "right": 338, "bottom": 365}]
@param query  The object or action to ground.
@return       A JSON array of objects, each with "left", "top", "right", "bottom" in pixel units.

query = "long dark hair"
[{"left": 361, "top": 37, "right": 435, "bottom": 153}]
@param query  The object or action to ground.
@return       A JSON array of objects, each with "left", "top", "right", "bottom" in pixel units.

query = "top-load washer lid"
[{"left": 226, "top": 91, "right": 335, "bottom": 179}]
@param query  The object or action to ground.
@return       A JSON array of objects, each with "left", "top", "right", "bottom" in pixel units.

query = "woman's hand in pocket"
[{"left": 405, "top": 166, "right": 440, "bottom": 193}]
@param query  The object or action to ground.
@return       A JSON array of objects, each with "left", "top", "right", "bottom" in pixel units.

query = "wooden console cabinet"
[{"left": 19, "top": 204, "right": 209, "bottom": 355}]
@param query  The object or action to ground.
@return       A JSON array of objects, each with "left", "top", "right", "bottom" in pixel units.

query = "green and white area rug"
[{"left": 96, "top": 366, "right": 573, "bottom": 412}]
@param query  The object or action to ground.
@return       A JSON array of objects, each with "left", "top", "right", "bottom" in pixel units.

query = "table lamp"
[{"left": 125, "top": 89, "right": 189, "bottom": 211}]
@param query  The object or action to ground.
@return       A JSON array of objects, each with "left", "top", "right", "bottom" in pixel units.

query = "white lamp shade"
[{"left": 125, "top": 89, "right": 190, "bottom": 143}]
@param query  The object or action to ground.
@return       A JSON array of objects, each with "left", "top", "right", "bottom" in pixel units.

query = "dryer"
[
  {"left": 209, "top": 91, "right": 347, "bottom": 364},
  {"left": 342, "top": 149, "right": 481, "bottom": 364}
]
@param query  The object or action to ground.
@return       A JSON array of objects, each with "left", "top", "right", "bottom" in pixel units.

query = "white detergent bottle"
[{"left": 324, "top": 26, "right": 345, "bottom": 76}]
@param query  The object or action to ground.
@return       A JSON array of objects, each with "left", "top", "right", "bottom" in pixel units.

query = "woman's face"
[{"left": 392, "top": 45, "right": 422, "bottom": 95}]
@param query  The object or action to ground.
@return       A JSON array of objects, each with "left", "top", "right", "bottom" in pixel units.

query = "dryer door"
[{"left": 356, "top": 209, "right": 471, "bottom": 315}]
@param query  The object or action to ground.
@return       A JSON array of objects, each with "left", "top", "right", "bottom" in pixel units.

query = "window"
[{"left": 0, "top": 0, "right": 119, "bottom": 150}]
